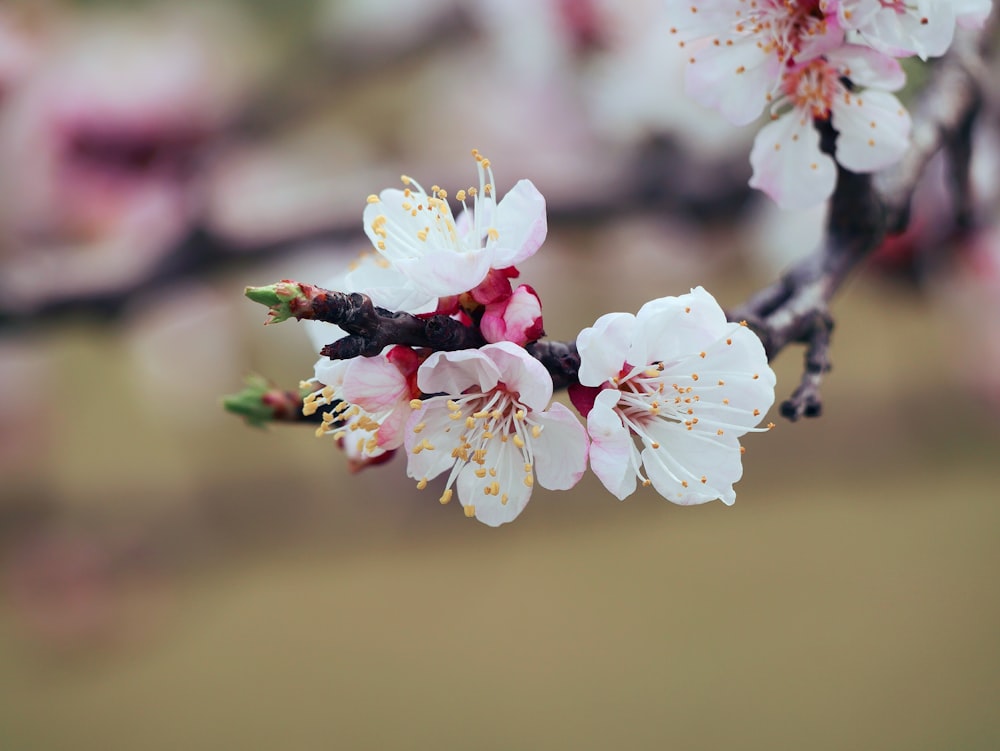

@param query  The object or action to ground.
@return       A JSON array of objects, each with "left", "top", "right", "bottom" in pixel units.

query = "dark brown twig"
[{"left": 245, "top": 281, "right": 486, "bottom": 358}]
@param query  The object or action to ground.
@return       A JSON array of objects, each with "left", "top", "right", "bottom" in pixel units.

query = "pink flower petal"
[{"left": 343, "top": 355, "right": 408, "bottom": 412}]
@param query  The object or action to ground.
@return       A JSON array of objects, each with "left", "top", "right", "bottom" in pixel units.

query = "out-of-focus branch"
[
  {"left": 878, "top": 36, "right": 988, "bottom": 233},
  {"left": 0, "top": 137, "right": 750, "bottom": 333}
]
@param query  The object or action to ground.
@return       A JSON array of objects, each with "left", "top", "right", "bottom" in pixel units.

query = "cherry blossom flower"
[
  {"left": 749, "top": 45, "right": 911, "bottom": 209},
  {"left": 664, "top": 0, "right": 842, "bottom": 126},
  {"left": 572, "top": 287, "right": 775, "bottom": 505},
  {"left": 362, "top": 150, "right": 547, "bottom": 299},
  {"left": 304, "top": 345, "right": 420, "bottom": 467},
  {"left": 664, "top": 1, "right": 926, "bottom": 208},
  {"left": 405, "top": 342, "right": 588, "bottom": 526},
  {"left": 299, "top": 253, "right": 434, "bottom": 467}
]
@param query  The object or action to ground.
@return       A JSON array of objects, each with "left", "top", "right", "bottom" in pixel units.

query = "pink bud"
[
  {"left": 568, "top": 383, "right": 601, "bottom": 417},
  {"left": 481, "top": 284, "right": 544, "bottom": 346},
  {"left": 469, "top": 267, "right": 516, "bottom": 306}
]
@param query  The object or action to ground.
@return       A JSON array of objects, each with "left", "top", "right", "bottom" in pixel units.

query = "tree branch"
[
  {"left": 237, "top": 31, "right": 992, "bottom": 424},
  {"left": 245, "top": 281, "right": 485, "bottom": 358}
]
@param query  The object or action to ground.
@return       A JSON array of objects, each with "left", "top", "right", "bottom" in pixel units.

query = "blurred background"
[{"left": 1, "top": 1, "right": 999, "bottom": 748}]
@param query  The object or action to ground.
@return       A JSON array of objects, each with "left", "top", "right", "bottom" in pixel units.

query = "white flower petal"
[
  {"left": 313, "top": 357, "right": 349, "bottom": 389},
  {"left": 576, "top": 312, "right": 636, "bottom": 387},
  {"left": 664, "top": 0, "right": 740, "bottom": 38},
  {"left": 417, "top": 349, "right": 501, "bottom": 397},
  {"left": 392, "top": 249, "right": 493, "bottom": 299},
  {"left": 827, "top": 45, "right": 907, "bottom": 91},
  {"left": 491, "top": 179, "right": 547, "bottom": 267},
  {"left": 586, "top": 390, "right": 637, "bottom": 501},
  {"left": 532, "top": 402, "right": 589, "bottom": 491},
  {"left": 832, "top": 90, "right": 911, "bottom": 173},
  {"left": 456, "top": 438, "right": 532, "bottom": 527},
  {"left": 684, "top": 37, "right": 778, "bottom": 126},
  {"left": 862, "top": 1, "right": 956, "bottom": 59},
  {"left": 641, "top": 424, "right": 744, "bottom": 506},
  {"left": 481, "top": 342, "right": 553, "bottom": 412},
  {"left": 404, "top": 402, "right": 461, "bottom": 481},
  {"left": 634, "top": 286, "right": 730, "bottom": 364},
  {"left": 343, "top": 256, "right": 438, "bottom": 314},
  {"left": 672, "top": 327, "right": 776, "bottom": 436},
  {"left": 749, "top": 113, "right": 837, "bottom": 210}
]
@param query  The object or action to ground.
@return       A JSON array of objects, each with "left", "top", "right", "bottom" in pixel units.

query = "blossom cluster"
[
  {"left": 291, "top": 153, "right": 776, "bottom": 526},
  {"left": 665, "top": 0, "right": 993, "bottom": 209}
]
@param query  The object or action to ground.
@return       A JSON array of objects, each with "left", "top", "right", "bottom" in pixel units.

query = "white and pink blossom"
[
  {"left": 749, "top": 45, "right": 911, "bottom": 208},
  {"left": 304, "top": 345, "right": 420, "bottom": 466},
  {"left": 300, "top": 252, "right": 433, "bottom": 465},
  {"left": 405, "top": 342, "right": 588, "bottom": 526},
  {"left": 665, "top": 0, "right": 842, "bottom": 126},
  {"left": 362, "top": 150, "right": 547, "bottom": 299},
  {"left": 573, "top": 287, "right": 775, "bottom": 505},
  {"left": 664, "top": 0, "right": 927, "bottom": 209}
]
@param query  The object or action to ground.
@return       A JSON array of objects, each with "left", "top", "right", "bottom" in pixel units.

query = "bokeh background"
[{"left": 2, "top": 1, "right": 999, "bottom": 749}]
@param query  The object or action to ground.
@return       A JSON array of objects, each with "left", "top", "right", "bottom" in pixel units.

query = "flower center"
[
  {"left": 613, "top": 364, "right": 680, "bottom": 447},
  {"left": 778, "top": 57, "right": 841, "bottom": 119},
  {"left": 741, "top": 0, "right": 833, "bottom": 62},
  {"left": 367, "top": 149, "right": 500, "bottom": 260},
  {"left": 411, "top": 385, "right": 542, "bottom": 510},
  {"left": 303, "top": 381, "right": 384, "bottom": 456}
]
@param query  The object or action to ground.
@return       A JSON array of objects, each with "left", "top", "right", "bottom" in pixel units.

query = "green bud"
[
  {"left": 244, "top": 281, "right": 307, "bottom": 324},
  {"left": 222, "top": 374, "right": 277, "bottom": 428}
]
